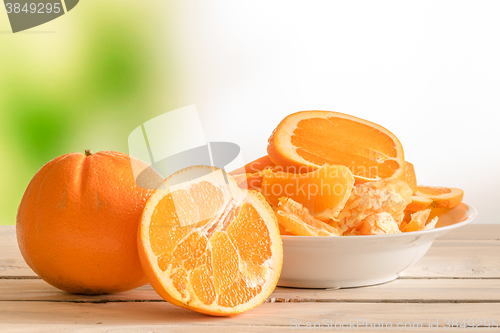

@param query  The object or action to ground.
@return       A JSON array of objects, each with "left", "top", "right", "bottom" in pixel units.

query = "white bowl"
[{"left": 277, "top": 203, "right": 477, "bottom": 289}]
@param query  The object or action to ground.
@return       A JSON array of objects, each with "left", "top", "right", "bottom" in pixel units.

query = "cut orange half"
[
  {"left": 138, "top": 166, "right": 283, "bottom": 316},
  {"left": 267, "top": 111, "right": 405, "bottom": 183},
  {"left": 415, "top": 185, "right": 464, "bottom": 209}
]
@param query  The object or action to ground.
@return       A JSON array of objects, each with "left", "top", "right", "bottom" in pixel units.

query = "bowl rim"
[{"left": 280, "top": 203, "right": 478, "bottom": 241}]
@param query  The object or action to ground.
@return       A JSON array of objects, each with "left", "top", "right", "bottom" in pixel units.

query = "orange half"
[
  {"left": 138, "top": 166, "right": 282, "bottom": 316},
  {"left": 267, "top": 111, "right": 405, "bottom": 183}
]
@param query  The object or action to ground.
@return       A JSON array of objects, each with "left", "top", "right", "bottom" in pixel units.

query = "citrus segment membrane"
[
  {"left": 401, "top": 208, "right": 438, "bottom": 232},
  {"left": 337, "top": 178, "right": 412, "bottom": 235},
  {"left": 139, "top": 166, "right": 282, "bottom": 316},
  {"left": 276, "top": 197, "right": 341, "bottom": 236}
]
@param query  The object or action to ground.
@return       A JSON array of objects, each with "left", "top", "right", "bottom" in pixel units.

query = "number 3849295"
[{"left": 5, "top": 3, "right": 62, "bottom": 14}]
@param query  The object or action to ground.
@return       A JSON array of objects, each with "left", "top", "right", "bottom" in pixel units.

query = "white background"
[{"left": 177, "top": 1, "right": 500, "bottom": 224}]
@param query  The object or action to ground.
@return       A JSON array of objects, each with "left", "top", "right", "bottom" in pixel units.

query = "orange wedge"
[
  {"left": 415, "top": 185, "right": 464, "bottom": 209},
  {"left": 404, "top": 161, "right": 417, "bottom": 194},
  {"left": 230, "top": 156, "right": 278, "bottom": 190},
  {"left": 276, "top": 198, "right": 341, "bottom": 236},
  {"left": 138, "top": 166, "right": 282, "bottom": 316},
  {"left": 402, "top": 209, "right": 433, "bottom": 232},
  {"left": 267, "top": 111, "right": 406, "bottom": 183},
  {"left": 260, "top": 165, "right": 354, "bottom": 220},
  {"left": 406, "top": 195, "right": 434, "bottom": 212}
]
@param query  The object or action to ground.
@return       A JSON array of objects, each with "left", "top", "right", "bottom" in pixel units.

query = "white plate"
[{"left": 277, "top": 203, "right": 477, "bottom": 289}]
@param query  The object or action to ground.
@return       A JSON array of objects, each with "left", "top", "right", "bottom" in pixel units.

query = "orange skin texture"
[{"left": 16, "top": 151, "right": 154, "bottom": 294}]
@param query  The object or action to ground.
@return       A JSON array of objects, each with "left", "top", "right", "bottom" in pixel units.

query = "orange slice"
[
  {"left": 415, "top": 185, "right": 464, "bottom": 209},
  {"left": 267, "top": 111, "right": 405, "bottom": 183},
  {"left": 260, "top": 165, "right": 354, "bottom": 220},
  {"left": 276, "top": 197, "right": 340, "bottom": 236},
  {"left": 138, "top": 166, "right": 283, "bottom": 316}
]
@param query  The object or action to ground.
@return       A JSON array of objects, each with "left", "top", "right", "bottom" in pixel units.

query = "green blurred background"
[{"left": 0, "top": 1, "right": 191, "bottom": 225}]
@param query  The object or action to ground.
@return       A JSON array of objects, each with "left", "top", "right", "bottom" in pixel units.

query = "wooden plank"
[
  {"left": 0, "top": 301, "right": 498, "bottom": 328},
  {"left": 2, "top": 241, "right": 498, "bottom": 279},
  {"left": 0, "top": 325, "right": 295, "bottom": 333},
  {"left": 0, "top": 325, "right": 488, "bottom": 333},
  {"left": 0, "top": 225, "right": 15, "bottom": 244},
  {"left": 0, "top": 245, "right": 35, "bottom": 278},
  {"left": 2, "top": 226, "right": 499, "bottom": 279},
  {"left": 2, "top": 279, "right": 500, "bottom": 303},
  {"left": 2, "top": 224, "right": 498, "bottom": 244},
  {"left": 269, "top": 278, "right": 500, "bottom": 303},
  {"left": 439, "top": 224, "right": 500, "bottom": 240},
  {"left": 401, "top": 240, "right": 500, "bottom": 278}
]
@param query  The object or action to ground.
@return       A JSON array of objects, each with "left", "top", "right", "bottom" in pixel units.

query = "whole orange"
[{"left": 16, "top": 150, "right": 160, "bottom": 294}]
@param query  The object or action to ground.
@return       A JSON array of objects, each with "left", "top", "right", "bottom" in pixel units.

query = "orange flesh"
[
  {"left": 291, "top": 117, "right": 401, "bottom": 179},
  {"left": 260, "top": 165, "right": 354, "bottom": 216},
  {"left": 148, "top": 181, "right": 273, "bottom": 308},
  {"left": 418, "top": 186, "right": 452, "bottom": 196},
  {"left": 404, "top": 162, "right": 418, "bottom": 194}
]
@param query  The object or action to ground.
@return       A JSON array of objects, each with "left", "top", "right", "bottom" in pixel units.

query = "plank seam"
[
  {"left": 0, "top": 276, "right": 41, "bottom": 279},
  {"left": 1, "top": 299, "right": 499, "bottom": 304}
]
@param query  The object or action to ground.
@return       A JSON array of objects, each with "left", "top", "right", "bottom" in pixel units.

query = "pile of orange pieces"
[{"left": 231, "top": 111, "right": 464, "bottom": 236}]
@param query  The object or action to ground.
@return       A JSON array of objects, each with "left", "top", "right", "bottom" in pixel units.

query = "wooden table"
[{"left": 1, "top": 225, "right": 499, "bottom": 332}]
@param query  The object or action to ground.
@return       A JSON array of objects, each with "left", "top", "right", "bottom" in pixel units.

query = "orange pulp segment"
[
  {"left": 267, "top": 111, "right": 406, "bottom": 183},
  {"left": 406, "top": 195, "right": 434, "bottom": 212},
  {"left": 138, "top": 166, "right": 282, "bottom": 316},
  {"left": 404, "top": 161, "right": 417, "bottom": 194},
  {"left": 260, "top": 165, "right": 354, "bottom": 220}
]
